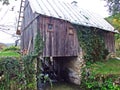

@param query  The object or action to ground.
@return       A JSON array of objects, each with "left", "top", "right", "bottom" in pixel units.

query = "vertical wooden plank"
[
  {"left": 21, "top": 0, "right": 38, "bottom": 53},
  {"left": 54, "top": 18, "right": 58, "bottom": 56},
  {"left": 45, "top": 17, "right": 50, "bottom": 56},
  {"left": 102, "top": 31, "right": 115, "bottom": 53}
]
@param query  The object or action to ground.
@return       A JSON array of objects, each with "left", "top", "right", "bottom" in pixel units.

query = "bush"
[
  {"left": 0, "top": 56, "right": 36, "bottom": 90},
  {"left": 2, "top": 46, "right": 20, "bottom": 52},
  {"left": 81, "top": 68, "right": 120, "bottom": 90},
  {"left": 0, "top": 57, "right": 22, "bottom": 90}
]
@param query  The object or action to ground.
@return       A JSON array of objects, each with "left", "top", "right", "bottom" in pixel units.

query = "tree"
[
  {"left": 105, "top": 0, "right": 120, "bottom": 32},
  {"left": 0, "top": 0, "right": 17, "bottom": 5},
  {"left": 105, "top": 0, "right": 120, "bottom": 15},
  {"left": 106, "top": 14, "right": 120, "bottom": 31},
  {"left": 0, "top": 0, "right": 9, "bottom": 5},
  {"left": 105, "top": 0, "right": 120, "bottom": 51}
]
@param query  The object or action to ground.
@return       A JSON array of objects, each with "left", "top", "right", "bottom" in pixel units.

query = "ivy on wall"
[{"left": 75, "top": 26, "right": 109, "bottom": 63}]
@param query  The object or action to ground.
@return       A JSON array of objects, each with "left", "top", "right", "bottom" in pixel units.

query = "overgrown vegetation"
[
  {"left": 0, "top": 30, "right": 46, "bottom": 90},
  {"left": 106, "top": 16, "right": 120, "bottom": 57},
  {"left": 0, "top": 46, "right": 20, "bottom": 57},
  {"left": 76, "top": 26, "right": 109, "bottom": 64},
  {"left": 81, "top": 58, "right": 120, "bottom": 90},
  {"left": 75, "top": 26, "right": 120, "bottom": 89},
  {"left": 90, "top": 58, "right": 120, "bottom": 75},
  {"left": 0, "top": 57, "right": 22, "bottom": 90},
  {"left": 2, "top": 46, "right": 20, "bottom": 52}
]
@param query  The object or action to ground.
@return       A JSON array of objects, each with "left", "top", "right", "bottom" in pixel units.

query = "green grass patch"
[
  {"left": 89, "top": 58, "right": 120, "bottom": 75},
  {"left": 0, "top": 51, "right": 20, "bottom": 57},
  {"left": 81, "top": 58, "right": 120, "bottom": 89},
  {"left": 0, "top": 46, "right": 20, "bottom": 57}
]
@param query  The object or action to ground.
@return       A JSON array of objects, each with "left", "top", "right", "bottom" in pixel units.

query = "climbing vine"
[
  {"left": 75, "top": 26, "right": 109, "bottom": 63},
  {"left": 34, "top": 30, "right": 44, "bottom": 56},
  {"left": 34, "top": 29, "right": 44, "bottom": 89},
  {"left": 22, "top": 29, "right": 44, "bottom": 90},
  {"left": 22, "top": 54, "right": 36, "bottom": 90},
  {"left": 0, "top": 29, "right": 44, "bottom": 90}
]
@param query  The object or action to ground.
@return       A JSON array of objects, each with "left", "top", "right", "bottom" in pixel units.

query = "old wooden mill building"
[{"left": 16, "top": 0, "right": 115, "bottom": 85}]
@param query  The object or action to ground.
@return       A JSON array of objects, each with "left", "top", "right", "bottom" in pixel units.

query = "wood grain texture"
[
  {"left": 21, "top": 0, "right": 115, "bottom": 57},
  {"left": 38, "top": 16, "right": 80, "bottom": 57}
]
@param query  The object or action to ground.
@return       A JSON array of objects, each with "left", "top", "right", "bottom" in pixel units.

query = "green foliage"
[
  {"left": 20, "top": 30, "right": 44, "bottom": 90},
  {"left": 0, "top": 57, "right": 22, "bottom": 90},
  {"left": 2, "top": 46, "right": 20, "bottom": 52},
  {"left": 37, "top": 74, "right": 52, "bottom": 87},
  {"left": 21, "top": 29, "right": 53, "bottom": 90},
  {"left": 106, "top": 13, "right": 120, "bottom": 32},
  {"left": 34, "top": 30, "right": 52, "bottom": 88},
  {"left": 0, "top": 51, "right": 20, "bottom": 57},
  {"left": 81, "top": 58, "right": 120, "bottom": 90},
  {"left": 34, "top": 30, "right": 44, "bottom": 56},
  {"left": 106, "top": 15, "right": 120, "bottom": 51},
  {"left": 76, "top": 26, "right": 109, "bottom": 63},
  {"left": 22, "top": 54, "right": 36, "bottom": 90},
  {"left": 0, "top": 56, "right": 36, "bottom": 90},
  {"left": 0, "top": 46, "right": 20, "bottom": 57},
  {"left": 81, "top": 68, "right": 120, "bottom": 89},
  {"left": 90, "top": 58, "right": 120, "bottom": 75},
  {"left": 0, "top": 30, "right": 45, "bottom": 90}
]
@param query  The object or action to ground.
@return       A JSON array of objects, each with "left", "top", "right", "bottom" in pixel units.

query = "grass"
[
  {"left": 0, "top": 46, "right": 20, "bottom": 57},
  {"left": 89, "top": 58, "right": 120, "bottom": 75},
  {"left": 0, "top": 51, "right": 20, "bottom": 57}
]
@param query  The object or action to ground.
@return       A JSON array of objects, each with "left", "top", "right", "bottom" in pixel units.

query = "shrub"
[
  {"left": 81, "top": 68, "right": 120, "bottom": 90},
  {"left": 2, "top": 46, "right": 20, "bottom": 52},
  {"left": 0, "top": 57, "right": 22, "bottom": 90}
]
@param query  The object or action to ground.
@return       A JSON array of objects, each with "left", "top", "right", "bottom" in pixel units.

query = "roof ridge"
[{"left": 27, "top": 0, "right": 114, "bottom": 32}]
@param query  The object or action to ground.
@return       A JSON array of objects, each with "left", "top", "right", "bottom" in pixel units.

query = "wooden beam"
[{"left": 22, "top": 14, "right": 40, "bottom": 33}]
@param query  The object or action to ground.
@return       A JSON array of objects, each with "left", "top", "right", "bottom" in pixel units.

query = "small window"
[
  {"left": 68, "top": 28, "right": 74, "bottom": 35},
  {"left": 48, "top": 24, "right": 53, "bottom": 30}
]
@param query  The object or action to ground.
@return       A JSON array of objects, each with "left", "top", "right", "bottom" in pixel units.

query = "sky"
[
  {"left": 0, "top": 0, "right": 109, "bottom": 44},
  {"left": 0, "top": 0, "right": 20, "bottom": 43},
  {"left": 65, "top": 0, "right": 109, "bottom": 17}
]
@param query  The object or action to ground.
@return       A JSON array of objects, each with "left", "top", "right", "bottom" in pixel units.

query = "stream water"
[{"left": 38, "top": 82, "right": 82, "bottom": 90}]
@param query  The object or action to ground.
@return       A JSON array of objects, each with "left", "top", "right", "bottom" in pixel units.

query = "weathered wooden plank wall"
[
  {"left": 21, "top": 0, "right": 115, "bottom": 57},
  {"left": 21, "top": 0, "right": 37, "bottom": 53},
  {"left": 38, "top": 16, "right": 80, "bottom": 57},
  {"left": 103, "top": 31, "right": 115, "bottom": 52}
]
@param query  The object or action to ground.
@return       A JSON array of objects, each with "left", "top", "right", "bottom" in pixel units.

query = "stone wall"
[{"left": 53, "top": 52, "right": 85, "bottom": 85}]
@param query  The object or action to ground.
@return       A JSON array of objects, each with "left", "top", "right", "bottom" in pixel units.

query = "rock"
[
  {"left": 53, "top": 52, "right": 85, "bottom": 85},
  {"left": 114, "top": 77, "right": 120, "bottom": 85},
  {"left": 63, "top": 52, "right": 85, "bottom": 85}
]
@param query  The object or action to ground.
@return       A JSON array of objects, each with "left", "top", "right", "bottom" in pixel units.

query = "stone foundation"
[{"left": 53, "top": 53, "right": 85, "bottom": 85}]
